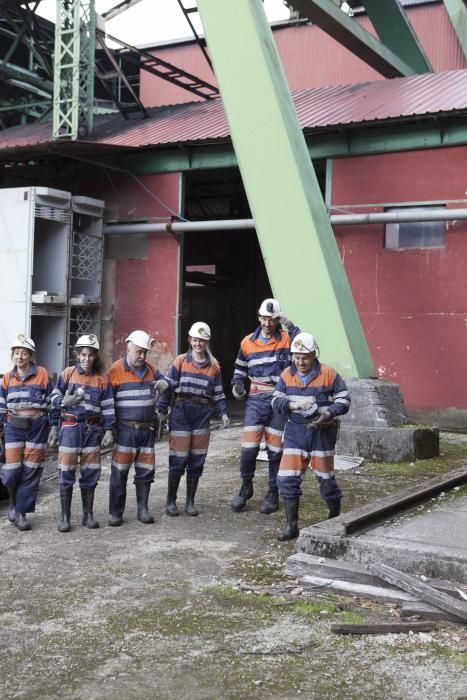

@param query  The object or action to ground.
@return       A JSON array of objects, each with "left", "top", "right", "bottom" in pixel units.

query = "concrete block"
[
  {"left": 337, "top": 425, "right": 439, "bottom": 462},
  {"left": 341, "top": 378, "right": 409, "bottom": 428}
]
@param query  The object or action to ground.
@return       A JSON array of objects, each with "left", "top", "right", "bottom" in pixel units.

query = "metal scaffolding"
[{"left": 53, "top": 0, "right": 96, "bottom": 140}]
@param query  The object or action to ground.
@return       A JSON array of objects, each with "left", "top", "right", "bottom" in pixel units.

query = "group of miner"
[{"left": 0, "top": 297, "right": 350, "bottom": 541}]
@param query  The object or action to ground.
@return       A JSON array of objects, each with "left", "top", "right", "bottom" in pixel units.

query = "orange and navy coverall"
[
  {"left": 107, "top": 358, "right": 165, "bottom": 516},
  {"left": 232, "top": 324, "right": 299, "bottom": 489},
  {"left": 158, "top": 351, "right": 227, "bottom": 478},
  {"left": 272, "top": 360, "right": 350, "bottom": 506},
  {"left": 0, "top": 364, "right": 52, "bottom": 513},
  {"left": 50, "top": 364, "right": 115, "bottom": 489}
]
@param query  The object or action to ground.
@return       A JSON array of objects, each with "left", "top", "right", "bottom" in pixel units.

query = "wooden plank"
[
  {"left": 300, "top": 574, "right": 417, "bottom": 604},
  {"left": 331, "top": 622, "right": 438, "bottom": 635},
  {"left": 285, "top": 553, "right": 387, "bottom": 588},
  {"left": 286, "top": 553, "right": 467, "bottom": 599},
  {"left": 371, "top": 563, "right": 467, "bottom": 623},
  {"left": 400, "top": 602, "right": 461, "bottom": 623},
  {"left": 338, "top": 467, "right": 467, "bottom": 534}
]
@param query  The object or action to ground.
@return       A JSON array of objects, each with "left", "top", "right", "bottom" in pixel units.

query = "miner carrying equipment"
[
  {"left": 230, "top": 298, "right": 299, "bottom": 514},
  {"left": 272, "top": 332, "right": 350, "bottom": 540}
]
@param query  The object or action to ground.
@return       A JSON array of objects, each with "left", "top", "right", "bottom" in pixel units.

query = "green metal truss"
[
  {"left": 443, "top": 0, "right": 467, "bottom": 61},
  {"left": 286, "top": 0, "right": 416, "bottom": 77},
  {"left": 53, "top": 0, "right": 96, "bottom": 140},
  {"left": 360, "top": 0, "right": 432, "bottom": 73},
  {"left": 197, "top": 0, "right": 375, "bottom": 377}
]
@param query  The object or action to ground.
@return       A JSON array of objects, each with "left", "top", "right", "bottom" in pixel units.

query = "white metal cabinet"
[{"left": 0, "top": 187, "right": 104, "bottom": 378}]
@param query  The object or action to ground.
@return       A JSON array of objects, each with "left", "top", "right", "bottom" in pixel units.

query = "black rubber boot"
[
  {"left": 7, "top": 486, "right": 16, "bottom": 523},
  {"left": 259, "top": 487, "right": 279, "bottom": 514},
  {"left": 166, "top": 474, "right": 182, "bottom": 516},
  {"left": 136, "top": 483, "right": 154, "bottom": 524},
  {"left": 185, "top": 474, "right": 200, "bottom": 516},
  {"left": 81, "top": 488, "right": 99, "bottom": 529},
  {"left": 327, "top": 499, "right": 341, "bottom": 519},
  {"left": 108, "top": 514, "right": 123, "bottom": 526},
  {"left": 277, "top": 498, "right": 299, "bottom": 541},
  {"left": 15, "top": 513, "right": 31, "bottom": 531},
  {"left": 230, "top": 479, "right": 253, "bottom": 512},
  {"left": 58, "top": 487, "right": 73, "bottom": 533}
]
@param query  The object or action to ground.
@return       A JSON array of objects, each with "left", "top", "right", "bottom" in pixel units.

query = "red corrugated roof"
[{"left": 1, "top": 69, "right": 467, "bottom": 154}]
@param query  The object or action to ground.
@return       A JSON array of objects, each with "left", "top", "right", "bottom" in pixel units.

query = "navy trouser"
[
  {"left": 0, "top": 415, "right": 48, "bottom": 513},
  {"left": 240, "top": 393, "right": 286, "bottom": 489},
  {"left": 109, "top": 424, "right": 155, "bottom": 516},
  {"left": 58, "top": 423, "right": 103, "bottom": 490},
  {"left": 276, "top": 420, "right": 342, "bottom": 506},
  {"left": 169, "top": 401, "right": 212, "bottom": 478}
]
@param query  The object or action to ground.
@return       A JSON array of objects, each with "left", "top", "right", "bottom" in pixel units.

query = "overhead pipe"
[{"left": 104, "top": 208, "right": 467, "bottom": 235}]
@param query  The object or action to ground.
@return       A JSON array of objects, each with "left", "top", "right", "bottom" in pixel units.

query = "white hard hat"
[
  {"left": 125, "top": 330, "right": 153, "bottom": 350},
  {"left": 189, "top": 321, "right": 211, "bottom": 340},
  {"left": 75, "top": 334, "right": 100, "bottom": 350},
  {"left": 258, "top": 298, "right": 281, "bottom": 318},
  {"left": 11, "top": 334, "right": 35, "bottom": 352},
  {"left": 291, "top": 332, "right": 318, "bottom": 354}
]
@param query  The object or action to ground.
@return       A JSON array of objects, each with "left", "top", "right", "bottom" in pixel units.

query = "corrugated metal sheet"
[
  {"left": 1, "top": 69, "right": 467, "bottom": 153},
  {"left": 140, "top": 2, "right": 465, "bottom": 107}
]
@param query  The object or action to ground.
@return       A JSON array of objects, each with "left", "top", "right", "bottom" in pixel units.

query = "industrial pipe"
[{"left": 104, "top": 208, "right": 467, "bottom": 235}]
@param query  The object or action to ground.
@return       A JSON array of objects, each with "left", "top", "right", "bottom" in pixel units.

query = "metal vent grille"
[
  {"left": 34, "top": 205, "right": 71, "bottom": 223},
  {"left": 71, "top": 231, "right": 102, "bottom": 282},
  {"left": 67, "top": 307, "right": 100, "bottom": 365},
  {"left": 31, "top": 305, "right": 67, "bottom": 317}
]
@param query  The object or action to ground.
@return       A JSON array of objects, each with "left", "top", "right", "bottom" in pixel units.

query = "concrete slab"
[{"left": 295, "top": 486, "right": 467, "bottom": 584}]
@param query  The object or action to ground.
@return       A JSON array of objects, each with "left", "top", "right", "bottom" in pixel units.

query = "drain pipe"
[{"left": 104, "top": 208, "right": 467, "bottom": 234}]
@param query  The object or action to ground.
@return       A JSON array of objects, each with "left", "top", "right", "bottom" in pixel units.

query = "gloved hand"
[
  {"left": 62, "top": 389, "right": 84, "bottom": 408},
  {"left": 221, "top": 414, "right": 230, "bottom": 429},
  {"left": 313, "top": 407, "right": 333, "bottom": 426},
  {"left": 101, "top": 429, "right": 114, "bottom": 449},
  {"left": 232, "top": 382, "right": 246, "bottom": 400},
  {"left": 289, "top": 397, "right": 315, "bottom": 411},
  {"left": 47, "top": 425, "right": 58, "bottom": 448},
  {"left": 154, "top": 379, "right": 169, "bottom": 394},
  {"left": 0, "top": 430, "right": 4, "bottom": 462},
  {"left": 279, "top": 314, "right": 294, "bottom": 330}
]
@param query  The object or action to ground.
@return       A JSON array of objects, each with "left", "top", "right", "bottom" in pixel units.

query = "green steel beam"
[
  {"left": 361, "top": 0, "right": 432, "bottom": 73},
  {"left": 197, "top": 0, "right": 375, "bottom": 377},
  {"left": 287, "top": 0, "right": 416, "bottom": 77},
  {"left": 443, "top": 0, "right": 467, "bottom": 61},
  {"left": 105, "top": 117, "right": 467, "bottom": 172}
]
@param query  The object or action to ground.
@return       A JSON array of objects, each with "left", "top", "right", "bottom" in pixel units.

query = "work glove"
[
  {"left": 62, "top": 389, "right": 84, "bottom": 408},
  {"left": 101, "top": 429, "right": 114, "bottom": 449},
  {"left": 279, "top": 314, "right": 294, "bottom": 330},
  {"left": 232, "top": 382, "right": 246, "bottom": 400},
  {"left": 221, "top": 414, "right": 230, "bottom": 429},
  {"left": 47, "top": 425, "right": 58, "bottom": 448},
  {"left": 313, "top": 407, "right": 333, "bottom": 426},
  {"left": 153, "top": 379, "right": 169, "bottom": 394},
  {"left": 289, "top": 397, "right": 315, "bottom": 411},
  {"left": 0, "top": 430, "right": 4, "bottom": 463}
]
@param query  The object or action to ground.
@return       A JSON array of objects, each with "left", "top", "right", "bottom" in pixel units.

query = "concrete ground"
[{"left": 1, "top": 424, "right": 467, "bottom": 700}]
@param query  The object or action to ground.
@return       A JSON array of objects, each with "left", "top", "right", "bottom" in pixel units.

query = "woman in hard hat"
[
  {"left": 49, "top": 334, "right": 115, "bottom": 532},
  {"left": 0, "top": 335, "right": 53, "bottom": 530},
  {"left": 271, "top": 332, "right": 351, "bottom": 541},
  {"left": 158, "top": 322, "right": 230, "bottom": 517}
]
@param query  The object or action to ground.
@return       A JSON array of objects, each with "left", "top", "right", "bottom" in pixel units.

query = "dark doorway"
[{"left": 181, "top": 163, "right": 326, "bottom": 385}]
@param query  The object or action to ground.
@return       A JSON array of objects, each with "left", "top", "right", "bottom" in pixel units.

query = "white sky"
[{"left": 37, "top": 0, "right": 290, "bottom": 46}]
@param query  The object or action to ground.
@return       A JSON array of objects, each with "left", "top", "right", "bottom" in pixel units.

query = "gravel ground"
[{"left": 0, "top": 423, "right": 466, "bottom": 700}]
